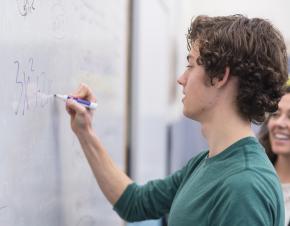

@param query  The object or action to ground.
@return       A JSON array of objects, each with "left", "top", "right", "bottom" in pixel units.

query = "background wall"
[{"left": 128, "top": 0, "right": 178, "bottom": 225}]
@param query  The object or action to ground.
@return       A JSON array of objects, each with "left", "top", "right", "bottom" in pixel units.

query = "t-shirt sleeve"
[
  {"left": 113, "top": 164, "right": 187, "bottom": 222},
  {"left": 208, "top": 170, "right": 284, "bottom": 226}
]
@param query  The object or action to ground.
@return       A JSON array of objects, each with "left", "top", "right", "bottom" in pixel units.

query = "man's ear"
[{"left": 213, "top": 67, "right": 230, "bottom": 88}]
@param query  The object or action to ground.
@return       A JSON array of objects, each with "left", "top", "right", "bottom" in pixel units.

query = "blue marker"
[{"left": 54, "top": 94, "right": 98, "bottom": 110}]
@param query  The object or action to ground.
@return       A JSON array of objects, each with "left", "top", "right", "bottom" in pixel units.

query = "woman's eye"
[
  {"left": 186, "top": 65, "right": 193, "bottom": 69},
  {"left": 271, "top": 112, "right": 280, "bottom": 118}
]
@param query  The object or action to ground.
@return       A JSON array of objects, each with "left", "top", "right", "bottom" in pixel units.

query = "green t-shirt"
[{"left": 114, "top": 137, "right": 284, "bottom": 226}]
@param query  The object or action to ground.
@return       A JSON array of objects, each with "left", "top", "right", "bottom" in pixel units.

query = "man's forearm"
[{"left": 77, "top": 129, "right": 133, "bottom": 205}]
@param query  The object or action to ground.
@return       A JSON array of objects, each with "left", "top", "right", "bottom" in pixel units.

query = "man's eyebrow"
[{"left": 187, "top": 55, "right": 194, "bottom": 62}]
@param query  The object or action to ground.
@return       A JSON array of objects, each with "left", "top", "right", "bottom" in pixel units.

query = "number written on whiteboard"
[
  {"left": 16, "top": 0, "right": 36, "bottom": 17},
  {"left": 14, "top": 58, "right": 53, "bottom": 116}
]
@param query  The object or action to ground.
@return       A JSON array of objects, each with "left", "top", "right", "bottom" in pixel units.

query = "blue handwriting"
[
  {"left": 16, "top": 0, "right": 36, "bottom": 17},
  {"left": 14, "top": 58, "right": 52, "bottom": 115}
]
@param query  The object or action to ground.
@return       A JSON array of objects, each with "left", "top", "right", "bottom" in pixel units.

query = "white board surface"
[{"left": 0, "top": 1, "right": 129, "bottom": 225}]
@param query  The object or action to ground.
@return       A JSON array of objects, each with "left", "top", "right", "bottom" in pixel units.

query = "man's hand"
[{"left": 66, "top": 83, "right": 97, "bottom": 136}]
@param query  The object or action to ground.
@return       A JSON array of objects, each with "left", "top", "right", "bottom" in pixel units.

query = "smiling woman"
[{"left": 259, "top": 84, "right": 290, "bottom": 226}]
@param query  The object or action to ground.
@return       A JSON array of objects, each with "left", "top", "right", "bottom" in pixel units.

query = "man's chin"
[{"left": 183, "top": 109, "right": 197, "bottom": 121}]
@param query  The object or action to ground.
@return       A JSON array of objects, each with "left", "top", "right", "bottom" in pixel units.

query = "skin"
[
  {"left": 66, "top": 44, "right": 255, "bottom": 204},
  {"left": 66, "top": 84, "right": 133, "bottom": 205},
  {"left": 177, "top": 46, "right": 254, "bottom": 157},
  {"left": 268, "top": 93, "right": 290, "bottom": 183}
]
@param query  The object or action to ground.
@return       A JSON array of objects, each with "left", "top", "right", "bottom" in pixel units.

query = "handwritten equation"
[
  {"left": 16, "top": 0, "right": 36, "bottom": 17},
  {"left": 14, "top": 58, "right": 53, "bottom": 116}
]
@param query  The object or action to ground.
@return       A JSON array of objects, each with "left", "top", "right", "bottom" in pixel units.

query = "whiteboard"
[{"left": 0, "top": 1, "right": 129, "bottom": 225}]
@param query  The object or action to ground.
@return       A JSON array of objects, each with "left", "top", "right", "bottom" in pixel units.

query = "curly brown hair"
[{"left": 187, "top": 15, "right": 288, "bottom": 123}]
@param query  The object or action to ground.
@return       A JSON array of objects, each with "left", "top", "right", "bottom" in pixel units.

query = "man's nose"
[{"left": 177, "top": 73, "right": 186, "bottom": 86}]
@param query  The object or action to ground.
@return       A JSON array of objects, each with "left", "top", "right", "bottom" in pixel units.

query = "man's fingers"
[
  {"left": 65, "top": 104, "right": 74, "bottom": 115},
  {"left": 72, "top": 83, "right": 97, "bottom": 102},
  {"left": 66, "top": 99, "right": 87, "bottom": 115}
]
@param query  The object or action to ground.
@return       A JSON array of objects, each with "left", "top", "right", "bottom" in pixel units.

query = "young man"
[{"left": 66, "top": 15, "right": 288, "bottom": 225}]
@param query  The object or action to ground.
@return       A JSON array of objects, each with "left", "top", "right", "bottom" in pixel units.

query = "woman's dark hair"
[
  {"left": 187, "top": 15, "right": 288, "bottom": 124},
  {"left": 259, "top": 86, "right": 290, "bottom": 164}
]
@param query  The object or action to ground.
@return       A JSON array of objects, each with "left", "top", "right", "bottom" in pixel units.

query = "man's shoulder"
[{"left": 221, "top": 168, "right": 282, "bottom": 199}]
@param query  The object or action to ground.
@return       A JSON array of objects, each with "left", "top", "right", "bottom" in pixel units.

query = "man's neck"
[
  {"left": 201, "top": 114, "right": 254, "bottom": 158},
  {"left": 198, "top": 75, "right": 254, "bottom": 157}
]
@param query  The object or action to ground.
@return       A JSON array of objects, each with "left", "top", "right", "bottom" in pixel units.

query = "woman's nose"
[{"left": 275, "top": 115, "right": 288, "bottom": 128}]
